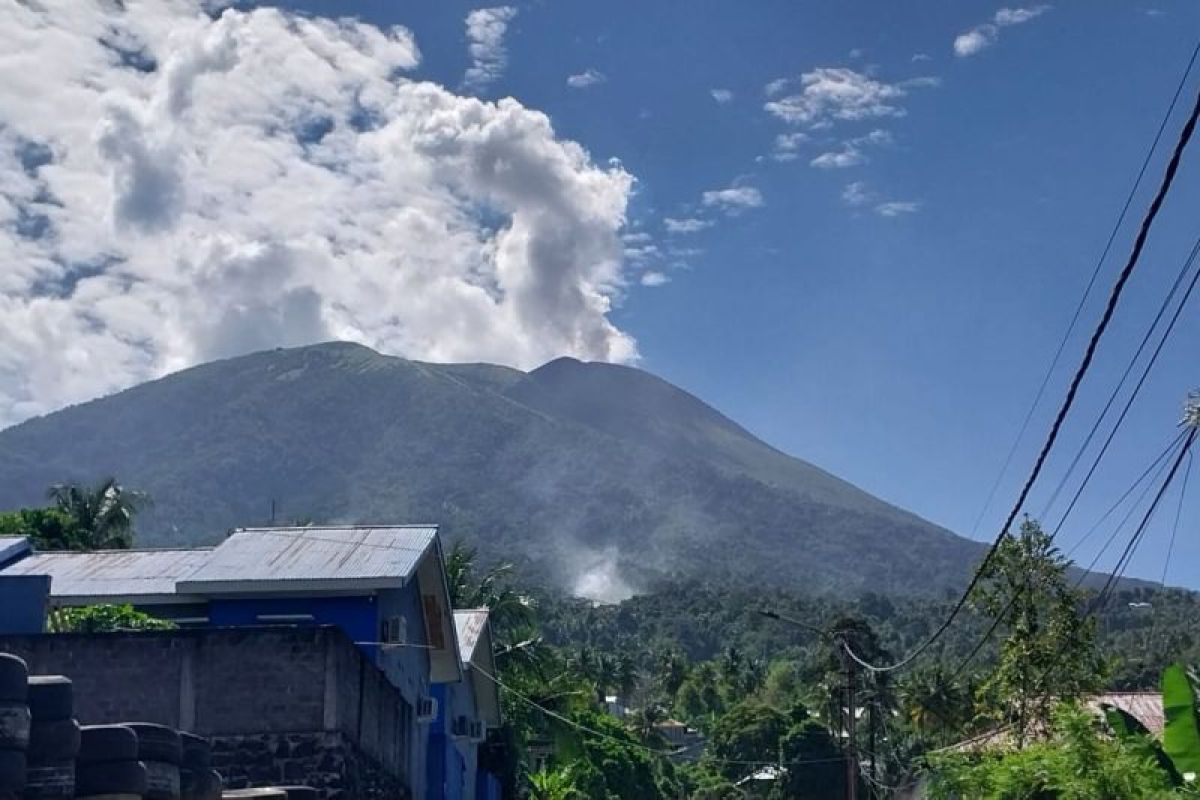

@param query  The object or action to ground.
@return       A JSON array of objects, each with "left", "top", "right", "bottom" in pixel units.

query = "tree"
[
  {"left": 971, "top": 518, "right": 1105, "bottom": 744},
  {"left": 898, "top": 665, "right": 971, "bottom": 742},
  {"left": 0, "top": 508, "right": 82, "bottom": 550},
  {"left": 927, "top": 704, "right": 1178, "bottom": 799},
  {"left": 445, "top": 540, "right": 533, "bottom": 636},
  {"left": 48, "top": 604, "right": 174, "bottom": 633},
  {"left": 46, "top": 478, "right": 149, "bottom": 550}
]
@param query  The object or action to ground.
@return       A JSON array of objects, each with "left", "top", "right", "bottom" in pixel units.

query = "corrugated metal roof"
[
  {"left": 454, "top": 609, "right": 489, "bottom": 664},
  {"left": 177, "top": 525, "right": 437, "bottom": 592},
  {"left": 0, "top": 536, "right": 31, "bottom": 565},
  {"left": 0, "top": 548, "right": 212, "bottom": 601}
]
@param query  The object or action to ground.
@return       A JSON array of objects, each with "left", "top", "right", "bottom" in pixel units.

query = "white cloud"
[
  {"left": 463, "top": 6, "right": 518, "bottom": 90},
  {"left": 0, "top": 1, "right": 638, "bottom": 426},
  {"left": 955, "top": 6, "right": 1052, "bottom": 57},
  {"left": 842, "top": 181, "right": 874, "bottom": 207},
  {"left": 640, "top": 271, "right": 669, "bottom": 287},
  {"left": 710, "top": 88, "right": 734, "bottom": 104},
  {"left": 912, "top": 52, "right": 932, "bottom": 62},
  {"left": 663, "top": 217, "right": 713, "bottom": 234},
  {"left": 808, "top": 129, "right": 890, "bottom": 169},
  {"left": 875, "top": 200, "right": 921, "bottom": 217},
  {"left": 954, "top": 26, "right": 998, "bottom": 57},
  {"left": 994, "top": 5, "right": 1052, "bottom": 25},
  {"left": 701, "top": 185, "right": 764, "bottom": 213},
  {"left": 763, "top": 68, "right": 915, "bottom": 127},
  {"left": 811, "top": 146, "right": 865, "bottom": 169},
  {"left": 567, "top": 68, "right": 606, "bottom": 89}
]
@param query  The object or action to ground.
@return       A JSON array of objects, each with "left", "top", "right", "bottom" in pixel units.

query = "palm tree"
[
  {"left": 445, "top": 541, "right": 534, "bottom": 635},
  {"left": 46, "top": 478, "right": 149, "bottom": 550}
]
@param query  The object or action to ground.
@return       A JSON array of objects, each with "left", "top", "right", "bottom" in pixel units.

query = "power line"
[
  {"left": 1159, "top": 451, "right": 1192, "bottom": 588},
  {"left": 1090, "top": 427, "right": 1198, "bottom": 611},
  {"left": 1039, "top": 236, "right": 1200, "bottom": 524},
  {"left": 965, "top": 38, "right": 1200, "bottom": 541},
  {"left": 842, "top": 78, "right": 1200, "bottom": 674}
]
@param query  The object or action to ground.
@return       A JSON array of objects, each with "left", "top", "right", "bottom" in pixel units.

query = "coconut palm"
[
  {"left": 46, "top": 478, "right": 149, "bottom": 550},
  {"left": 445, "top": 541, "right": 534, "bottom": 635}
]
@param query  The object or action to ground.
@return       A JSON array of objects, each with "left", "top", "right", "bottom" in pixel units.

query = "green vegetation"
[
  {"left": 47, "top": 604, "right": 175, "bottom": 633},
  {"left": 0, "top": 477, "right": 148, "bottom": 550}
]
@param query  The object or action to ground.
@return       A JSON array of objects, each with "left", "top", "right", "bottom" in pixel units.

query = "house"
[
  {"left": 0, "top": 525, "right": 464, "bottom": 798},
  {"left": 427, "top": 609, "right": 503, "bottom": 800},
  {"left": 652, "top": 719, "right": 706, "bottom": 762}
]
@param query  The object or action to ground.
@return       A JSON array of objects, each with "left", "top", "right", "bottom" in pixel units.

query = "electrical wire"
[
  {"left": 1159, "top": 452, "right": 1192, "bottom": 588},
  {"left": 841, "top": 78, "right": 1200, "bottom": 674},
  {"left": 470, "top": 662, "right": 849, "bottom": 767},
  {"left": 965, "top": 38, "right": 1200, "bottom": 542},
  {"left": 1041, "top": 239, "right": 1200, "bottom": 537}
]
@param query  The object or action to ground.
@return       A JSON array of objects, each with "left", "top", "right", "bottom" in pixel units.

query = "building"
[
  {"left": 0, "top": 525, "right": 465, "bottom": 798},
  {"left": 427, "top": 609, "right": 503, "bottom": 800}
]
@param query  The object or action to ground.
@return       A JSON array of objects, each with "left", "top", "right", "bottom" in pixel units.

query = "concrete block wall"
[{"left": 0, "top": 625, "right": 413, "bottom": 797}]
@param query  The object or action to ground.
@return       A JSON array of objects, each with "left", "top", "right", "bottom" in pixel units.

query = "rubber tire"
[
  {"left": 27, "top": 718, "right": 81, "bottom": 761},
  {"left": 0, "top": 655, "right": 28, "bottom": 703},
  {"left": 0, "top": 702, "right": 30, "bottom": 751},
  {"left": 0, "top": 749, "right": 26, "bottom": 792},
  {"left": 144, "top": 759, "right": 181, "bottom": 800},
  {"left": 181, "top": 766, "right": 222, "bottom": 800},
  {"left": 128, "top": 723, "right": 182, "bottom": 766},
  {"left": 79, "top": 725, "right": 140, "bottom": 763},
  {"left": 26, "top": 677, "right": 72, "bottom": 721},
  {"left": 180, "top": 732, "right": 211, "bottom": 769},
  {"left": 22, "top": 759, "right": 74, "bottom": 800},
  {"left": 220, "top": 791, "right": 287, "bottom": 799},
  {"left": 274, "top": 787, "right": 319, "bottom": 800},
  {"left": 76, "top": 760, "right": 148, "bottom": 797}
]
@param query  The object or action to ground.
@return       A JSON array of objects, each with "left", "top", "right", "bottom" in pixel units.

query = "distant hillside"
[{"left": 0, "top": 342, "right": 985, "bottom": 598}]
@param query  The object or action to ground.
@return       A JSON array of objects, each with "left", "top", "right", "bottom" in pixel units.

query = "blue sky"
[
  {"left": 2, "top": 1, "right": 1198, "bottom": 586},
  {"left": 304, "top": 0, "right": 1200, "bottom": 586}
]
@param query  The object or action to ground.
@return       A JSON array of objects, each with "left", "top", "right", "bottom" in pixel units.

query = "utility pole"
[{"left": 840, "top": 638, "right": 858, "bottom": 800}]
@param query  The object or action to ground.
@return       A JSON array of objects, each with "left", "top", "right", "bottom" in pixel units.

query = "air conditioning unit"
[
  {"left": 381, "top": 616, "right": 407, "bottom": 646},
  {"left": 451, "top": 715, "right": 470, "bottom": 738},
  {"left": 416, "top": 696, "right": 438, "bottom": 723},
  {"left": 469, "top": 720, "right": 486, "bottom": 742}
]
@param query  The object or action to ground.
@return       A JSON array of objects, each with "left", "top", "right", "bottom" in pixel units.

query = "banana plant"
[{"left": 1102, "top": 662, "right": 1200, "bottom": 789}]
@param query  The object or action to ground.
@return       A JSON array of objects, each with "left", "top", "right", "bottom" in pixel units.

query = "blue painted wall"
[
  {"left": 428, "top": 676, "right": 484, "bottom": 800},
  {"left": 0, "top": 574, "right": 49, "bottom": 634},
  {"left": 377, "top": 583, "right": 432, "bottom": 798},
  {"left": 208, "top": 595, "right": 380, "bottom": 657}
]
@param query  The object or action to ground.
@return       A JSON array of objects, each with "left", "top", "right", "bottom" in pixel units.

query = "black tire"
[
  {"left": 144, "top": 759, "right": 181, "bottom": 800},
  {"left": 128, "top": 723, "right": 182, "bottom": 765},
  {"left": 274, "top": 787, "right": 319, "bottom": 800},
  {"left": 26, "top": 677, "right": 72, "bottom": 721},
  {"left": 76, "top": 760, "right": 148, "bottom": 796},
  {"left": 206, "top": 768, "right": 224, "bottom": 800},
  {"left": 27, "top": 718, "right": 81, "bottom": 761},
  {"left": 0, "top": 702, "right": 30, "bottom": 751},
  {"left": 0, "top": 749, "right": 25, "bottom": 792},
  {"left": 220, "top": 791, "right": 287, "bottom": 799},
  {"left": 180, "top": 732, "right": 211, "bottom": 769},
  {"left": 22, "top": 759, "right": 74, "bottom": 799},
  {"left": 79, "top": 725, "right": 139, "bottom": 763},
  {"left": 0, "top": 655, "right": 28, "bottom": 703}
]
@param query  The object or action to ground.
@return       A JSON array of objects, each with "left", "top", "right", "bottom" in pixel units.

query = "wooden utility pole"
[{"left": 841, "top": 640, "right": 858, "bottom": 800}]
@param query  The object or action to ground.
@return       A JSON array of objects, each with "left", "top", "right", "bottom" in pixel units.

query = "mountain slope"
[{"left": 0, "top": 342, "right": 984, "bottom": 597}]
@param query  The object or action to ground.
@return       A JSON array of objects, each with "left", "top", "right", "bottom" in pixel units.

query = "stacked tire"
[
  {"left": 180, "top": 732, "right": 221, "bottom": 800},
  {"left": 76, "top": 725, "right": 146, "bottom": 799},
  {"left": 125, "top": 724, "right": 184, "bottom": 800},
  {"left": 0, "top": 654, "right": 30, "bottom": 799},
  {"left": 24, "top": 676, "right": 79, "bottom": 800}
]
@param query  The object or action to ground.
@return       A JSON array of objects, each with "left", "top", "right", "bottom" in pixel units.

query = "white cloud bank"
[
  {"left": 464, "top": 6, "right": 518, "bottom": 90},
  {"left": 0, "top": 1, "right": 637, "bottom": 426},
  {"left": 954, "top": 5, "right": 1052, "bottom": 57}
]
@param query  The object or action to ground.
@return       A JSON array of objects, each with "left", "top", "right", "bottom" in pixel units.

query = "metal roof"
[
  {"left": 176, "top": 525, "right": 438, "bottom": 594},
  {"left": 0, "top": 536, "right": 31, "bottom": 566},
  {"left": 453, "top": 609, "right": 490, "bottom": 664},
  {"left": 0, "top": 548, "right": 213, "bottom": 603}
]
